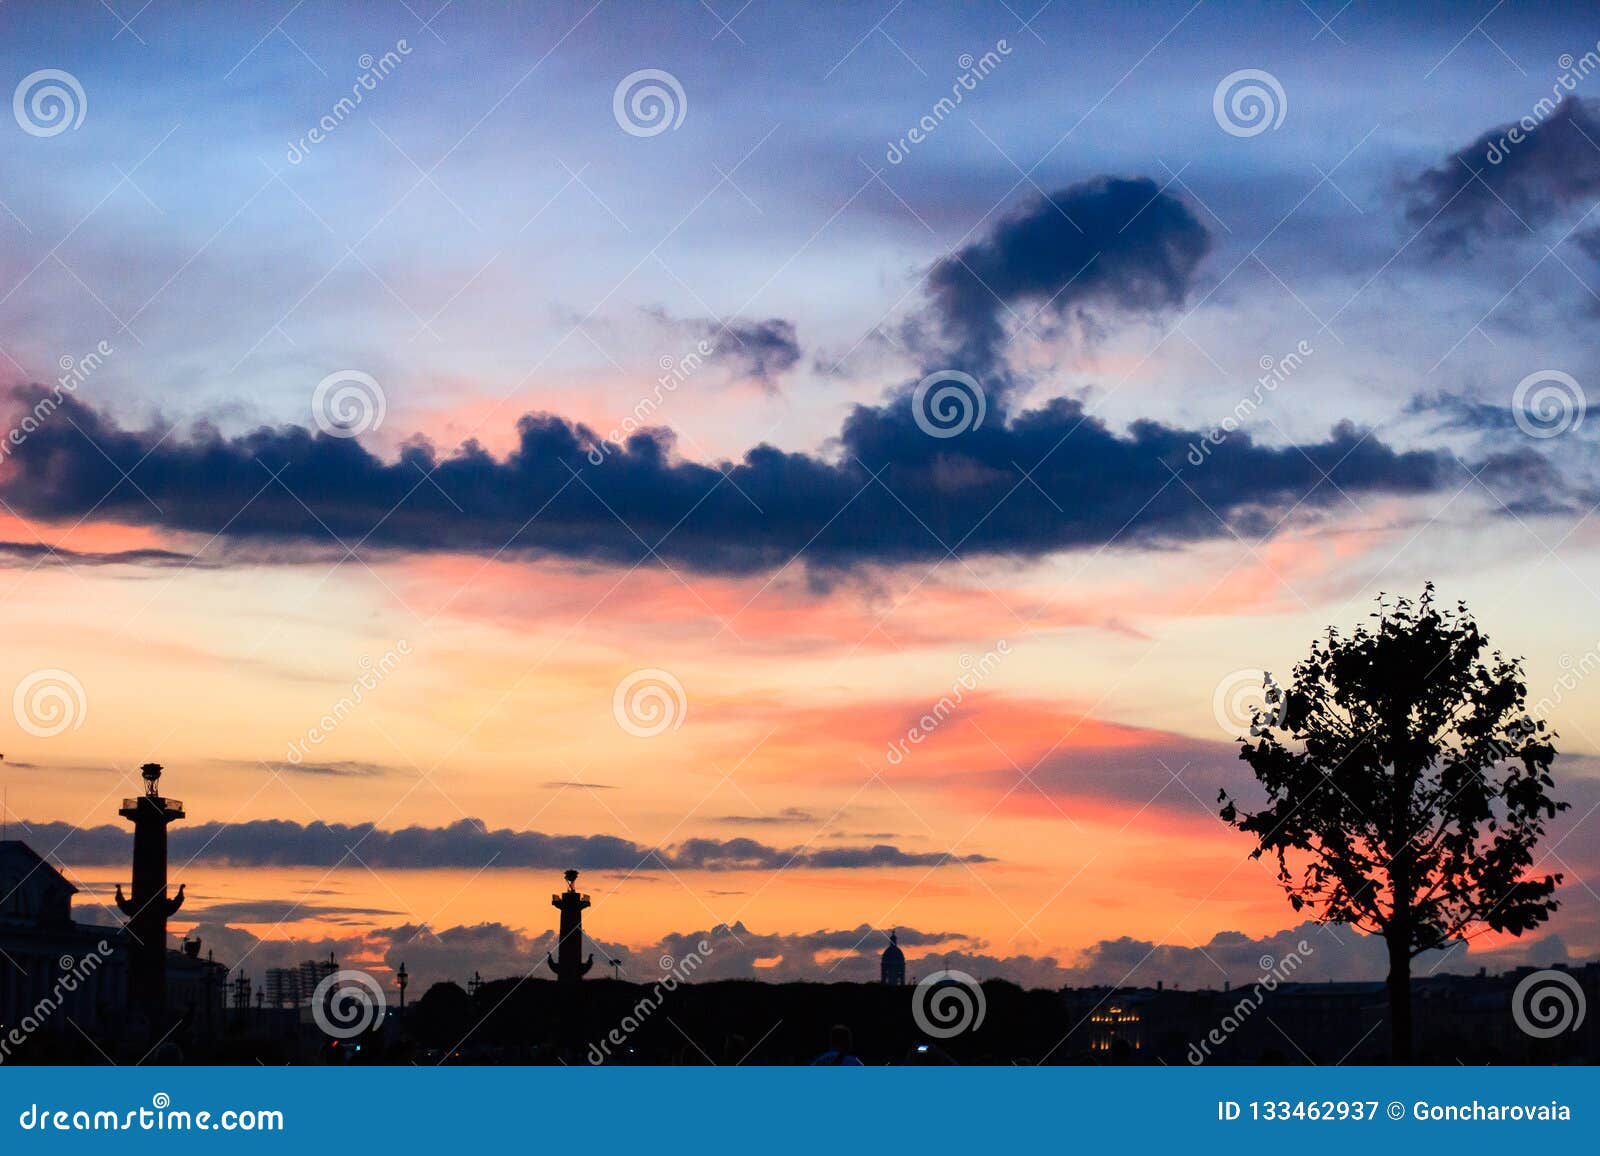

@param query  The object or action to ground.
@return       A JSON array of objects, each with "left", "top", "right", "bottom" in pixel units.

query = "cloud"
[
  {"left": 1405, "top": 390, "right": 1520, "bottom": 434},
  {"left": 1405, "top": 97, "right": 1600, "bottom": 251},
  {"left": 259, "top": 759, "right": 394, "bottom": 778},
  {"left": 707, "top": 318, "right": 800, "bottom": 390},
  {"left": 1049, "top": 922, "right": 1463, "bottom": 990},
  {"left": 199, "top": 758, "right": 401, "bottom": 779},
  {"left": 368, "top": 920, "right": 561, "bottom": 984},
  {"left": 1402, "top": 392, "right": 1588, "bottom": 515},
  {"left": 667, "top": 919, "right": 1577, "bottom": 991},
  {"left": 189, "top": 899, "right": 402, "bottom": 922},
  {"left": 711, "top": 807, "right": 817, "bottom": 825},
  {"left": 31, "top": 816, "right": 986, "bottom": 872},
  {"left": 0, "top": 385, "right": 1456, "bottom": 576},
  {"left": 180, "top": 914, "right": 1584, "bottom": 995},
  {"left": 0, "top": 540, "right": 199, "bottom": 568},
  {"left": 178, "top": 921, "right": 353, "bottom": 978},
  {"left": 668, "top": 837, "right": 991, "bottom": 870},
  {"left": 925, "top": 176, "right": 1211, "bottom": 381},
  {"left": 193, "top": 917, "right": 979, "bottom": 989}
]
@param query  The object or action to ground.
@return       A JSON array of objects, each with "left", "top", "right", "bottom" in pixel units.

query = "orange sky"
[{"left": 5, "top": 496, "right": 1598, "bottom": 983}]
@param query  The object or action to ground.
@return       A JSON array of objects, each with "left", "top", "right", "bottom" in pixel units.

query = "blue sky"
[{"left": 4, "top": 0, "right": 1597, "bottom": 451}]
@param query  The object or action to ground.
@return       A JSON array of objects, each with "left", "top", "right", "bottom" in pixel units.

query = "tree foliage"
[{"left": 1220, "top": 585, "right": 1566, "bottom": 958}]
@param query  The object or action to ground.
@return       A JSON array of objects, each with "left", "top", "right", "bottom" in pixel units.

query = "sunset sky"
[{"left": 3, "top": 0, "right": 1600, "bottom": 994}]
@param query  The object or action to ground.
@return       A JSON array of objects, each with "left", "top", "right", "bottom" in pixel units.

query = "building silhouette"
[
  {"left": 0, "top": 841, "right": 125, "bottom": 1037},
  {"left": 881, "top": 929, "right": 905, "bottom": 985},
  {"left": 171, "top": 935, "right": 228, "bottom": 1039},
  {"left": 263, "top": 955, "right": 339, "bottom": 1008},
  {"left": 0, "top": 764, "right": 226, "bottom": 1058}
]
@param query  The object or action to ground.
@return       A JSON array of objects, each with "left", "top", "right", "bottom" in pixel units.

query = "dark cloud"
[
  {"left": 0, "top": 540, "right": 198, "bottom": 568},
  {"left": 827, "top": 831, "right": 899, "bottom": 840},
  {"left": 541, "top": 780, "right": 619, "bottom": 790},
  {"left": 190, "top": 899, "right": 402, "bottom": 922},
  {"left": 1405, "top": 97, "right": 1600, "bottom": 251},
  {"left": 31, "top": 816, "right": 985, "bottom": 872},
  {"left": 668, "top": 837, "right": 990, "bottom": 870},
  {"left": 711, "top": 807, "right": 817, "bottom": 826},
  {"left": 1405, "top": 390, "right": 1519, "bottom": 434},
  {"left": 261, "top": 759, "right": 393, "bottom": 778},
  {"left": 1474, "top": 451, "right": 1592, "bottom": 516},
  {"left": 0, "top": 385, "right": 1454, "bottom": 576},
  {"left": 708, "top": 318, "right": 800, "bottom": 390},
  {"left": 925, "top": 176, "right": 1211, "bottom": 381}
]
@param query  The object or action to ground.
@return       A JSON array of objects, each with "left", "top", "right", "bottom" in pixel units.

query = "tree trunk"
[
  {"left": 1386, "top": 937, "right": 1412, "bottom": 1063},
  {"left": 1386, "top": 736, "right": 1417, "bottom": 1065}
]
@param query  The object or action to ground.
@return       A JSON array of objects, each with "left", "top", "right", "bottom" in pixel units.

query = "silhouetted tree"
[
  {"left": 1219, "top": 585, "right": 1566, "bottom": 1062},
  {"left": 410, "top": 980, "right": 472, "bottom": 1049}
]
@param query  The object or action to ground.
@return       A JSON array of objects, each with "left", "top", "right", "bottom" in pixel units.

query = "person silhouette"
[{"left": 810, "top": 1023, "right": 863, "bottom": 1066}]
